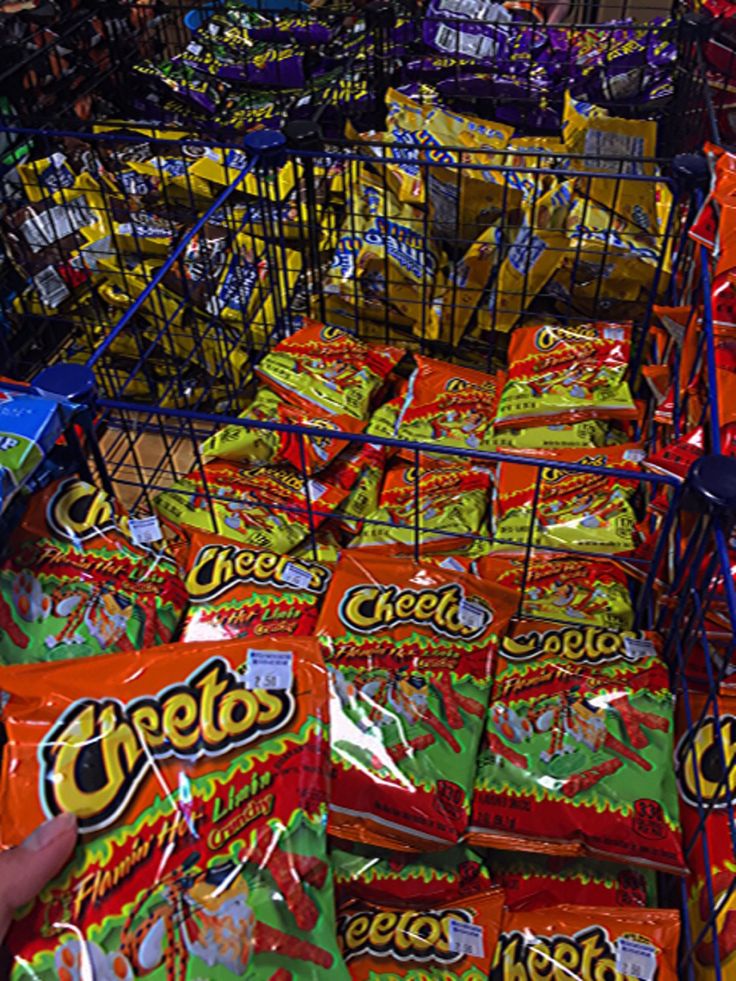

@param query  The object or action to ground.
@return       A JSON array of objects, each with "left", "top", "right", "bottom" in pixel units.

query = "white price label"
[
  {"left": 439, "top": 556, "right": 466, "bottom": 572},
  {"left": 244, "top": 650, "right": 293, "bottom": 691},
  {"left": 458, "top": 599, "right": 488, "bottom": 630},
  {"left": 33, "top": 265, "right": 70, "bottom": 309},
  {"left": 129, "top": 515, "right": 163, "bottom": 545},
  {"left": 623, "top": 637, "right": 657, "bottom": 662},
  {"left": 187, "top": 42, "right": 203, "bottom": 55},
  {"left": 615, "top": 938, "right": 657, "bottom": 981},
  {"left": 623, "top": 448, "right": 646, "bottom": 462},
  {"left": 209, "top": 22, "right": 220, "bottom": 35},
  {"left": 448, "top": 920, "right": 484, "bottom": 958},
  {"left": 282, "top": 562, "right": 313, "bottom": 591},
  {"left": 603, "top": 326, "right": 626, "bottom": 341}
]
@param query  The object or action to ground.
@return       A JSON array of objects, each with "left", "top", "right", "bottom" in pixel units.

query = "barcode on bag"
[
  {"left": 622, "top": 637, "right": 657, "bottom": 661},
  {"left": 433, "top": 23, "right": 461, "bottom": 52},
  {"left": 615, "top": 938, "right": 657, "bottom": 981},
  {"left": 244, "top": 650, "right": 293, "bottom": 691},
  {"left": 33, "top": 266, "right": 70, "bottom": 308},
  {"left": 282, "top": 562, "right": 313, "bottom": 591},
  {"left": 448, "top": 920, "right": 484, "bottom": 958},
  {"left": 458, "top": 599, "right": 488, "bottom": 630}
]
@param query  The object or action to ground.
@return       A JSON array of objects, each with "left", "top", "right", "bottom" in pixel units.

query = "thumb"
[{"left": 0, "top": 813, "right": 78, "bottom": 942}]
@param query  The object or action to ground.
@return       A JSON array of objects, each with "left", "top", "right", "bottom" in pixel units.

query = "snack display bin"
[{"left": 0, "top": 2, "right": 732, "bottom": 978}]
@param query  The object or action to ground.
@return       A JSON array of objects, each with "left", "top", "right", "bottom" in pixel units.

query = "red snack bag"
[
  {"left": 256, "top": 318, "right": 405, "bottom": 421},
  {"left": 490, "top": 852, "right": 658, "bottom": 911},
  {"left": 492, "top": 905, "right": 680, "bottom": 979},
  {"left": 353, "top": 461, "right": 492, "bottom": 555},
  {"left": 645, "top": 426, "right": 705, "bottom": 480},
  {"left": 493, "top": 445, "right": 644, "bottom": 555},
  {"left": 494, "top": 323, "right": 637, "bottom": 429},
  {"left": 338, "top": 888, "right": 505, "bottom": 981},
  {"left": 154, "top": 443, "right": 377, "bottom": 554},
  {"left": 676, "top": 689, "right": 736, "bottom": 977},
  {"left": 316, "top": 550, "right": 517, "bottom": 850},
  {"left": 0, "top": 637, "right": 344, "bottom": 980},
  {"left": 200, "top": 385, "right": 365, "bottom": 476},
  {"left": 397, "top": 355, "right": 501, "bottom": 457},
  {"left": 332, "top": 843, "right": 491, "bottom": 907},
  {"left": 181, "top": 532, "right": 332, "bottom": 641},
  {"left": 475, "top": 552, "right": 634, "bottom": 631},
  {"left": 469, "top": 620, "right": 685, "bottom": 873},
  {"left": 0, "top": 478, "right": 187, "bottom": 664}
]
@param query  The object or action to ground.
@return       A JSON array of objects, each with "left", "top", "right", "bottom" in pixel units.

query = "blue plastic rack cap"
[
  {"left": 688, "top": 454, "right": 736, "bottom": 514},
  {"left": 33, "top": 363, "right": 97, "bottom": 405},
  {"left": 243, "top": 130, "right": 288, "bottom": 170}
]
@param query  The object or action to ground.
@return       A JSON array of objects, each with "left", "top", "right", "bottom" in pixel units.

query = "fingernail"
[{"left": 22, "top": 813, "right": 77, "bottom": 853}]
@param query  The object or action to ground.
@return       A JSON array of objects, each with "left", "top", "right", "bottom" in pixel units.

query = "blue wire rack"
[{"left": 0, "top": 51, "right": 726, "bottom": 979}]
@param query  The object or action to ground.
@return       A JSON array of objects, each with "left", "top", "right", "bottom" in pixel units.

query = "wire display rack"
[{"left": 0, "top": 4, "right": 730, "bottom": 975}]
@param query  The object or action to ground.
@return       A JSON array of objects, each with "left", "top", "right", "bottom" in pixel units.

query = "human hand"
[{"left": 0, "top": 813, "right": 77, "bottom": 941}]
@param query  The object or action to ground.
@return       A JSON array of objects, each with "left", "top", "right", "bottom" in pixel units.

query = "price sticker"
[
  {"left": 623, "top": 637, "right": 657, "bottom": 662},
  {"left": 448, "top": 920, "right": 484, "bottom": 958},
  {"left": 282, "top": 562, "right": 313, "bottom": 590},
  {"left": 603, "top": 326, "right": 626, "bottom": 341},
  {"left": 615, "top": 938, "right": 657, "bottom": 980},
  {"left": 129, "top": 515, "right": 163, "bottom": 545},
  {"left": 187, "top": 42, "right": 203, "bottom": 55},
  {"left": 623, "top": 448, "right": 646, "bottom": 462},
  {"left": 458, "top": 599, "right": 489, "bottom": 630},
  {"left": 244, "top": 650, "right": 293, "bottom": 691}
]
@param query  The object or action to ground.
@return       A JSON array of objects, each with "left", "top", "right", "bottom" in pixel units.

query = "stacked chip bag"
[
  {"left": 154, "top": 442, "right": 378, "bottom": 555},
  {"left": 337, "top": 887, "right": 506, "bottom": 980},
  {"left": 333, "top": 844, "right": 492, "bottom": 906},
  {"left": 256, "top": 318, "right": 405, "bottom": 423},
  {"left": 324, "top": 174, "right": 447, "bottom": 342},
  {"left": 353, "top": 462, "right": 492, "bottom": 555},
  {"left": 494, "top": 322, "right": 637, "bottom": 430},
  {"left": 317, "top": 550, "right": 517, "bottom": 850},
  {"left": 490, "top": 851, "right": 657, "bottom": 910},
  {"left": 470, "top": 621, "right": 685, "bottom": 873},
  {"left": 492, "top": 906, "right": 680, "bottom": 979},
  {"left": 0, "top": 384, "right": 76, "bottom": 515},
  {"left": 0, "top": 478, "right": 187, "bottom": 664},
  {"left": 0, "top": 636, "right": 347, "bottom": 979},
  {"left": 676, "top": 690, "right": 736, "bottom": 978},
  {"left": 476, "top": 553, "right": 634, "bottom": 630},
  {"left": 181, "top": 532, "right": 332, "bottom": 641},
  {"left": 200, "top": 387, "right": 364, "bottom": 476},
  {"left": 396, "top": 356, "right": 500, "bottom": 457},
  {"left": 493, "top": 444, "right": 643, "bottom": 554}
]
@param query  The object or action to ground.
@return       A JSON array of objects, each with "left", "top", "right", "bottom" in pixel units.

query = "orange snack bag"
[
  {"left": 316, "top": 550, "right": 517, "bottom": 850},
  {"left": 181, "top": 532, "right": 332, "bottom": 641},
  {"left": 476, "top": 552, "right": 634, "bottom": 630},
  {"left": 397, "top": 355, "right": 501, "bottom": 457},
  {"left": 256, "top": 318, "right": 405, "bottom": 421},
  {"left": 353, "top": 461, "right": 492, "bottom": 555},
  {"left": 493, "top": 445, "right": 643, "bottom": 554},
  {"left": 338, "top": 888, "right": 505, "bottom": 981},
  {"left": 492, "top": 905, "right": 680, "bottom": 979},
  {"left": 0, "top": 637, "right": 345, "bottom": 980},
  {"left": 495, "top": 322, "right": 637, "bottom": 429}
]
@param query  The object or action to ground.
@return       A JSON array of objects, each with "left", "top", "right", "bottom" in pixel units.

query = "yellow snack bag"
[
  {"left": 328, "top": 177, "right": 446, "bottom": 342},
  {"left": 433, "top": 222, "right": 502, "bottom": 344},
  {"left": 385, "top": 88, "right": 515, "bottom": 242},
  {"left": 564, "top": 93, "right": 659, "bottom": 234},
  {"left": 477, "top": 182, "right": 571, "bottom": 335}
]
